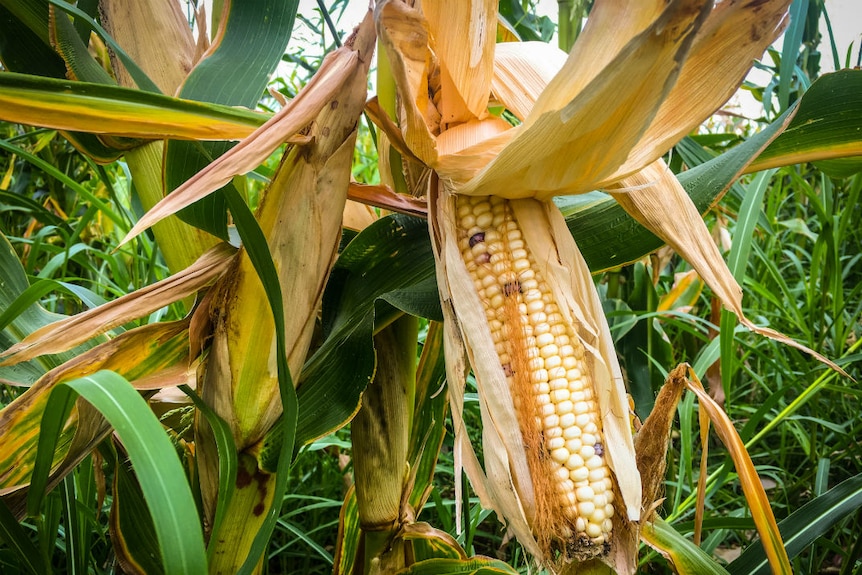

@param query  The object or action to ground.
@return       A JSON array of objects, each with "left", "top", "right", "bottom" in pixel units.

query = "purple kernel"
[
  {"left": 594, "top": 442, "right": 604, "bottom": 457},
  {"left": 468, "top": 232, "right": 486, "bottom": 247},
  {"left": 476, "top": 253, "right": 491, "bottom": 264}
]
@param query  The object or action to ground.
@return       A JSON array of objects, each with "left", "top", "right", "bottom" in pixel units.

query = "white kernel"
[
  {"left": 475, "top": 212, "right": 493, "bottom": 228},
  {"left": 556, "top": 466, "right": 570, "bottom": 481},
  {"left": 570, "top": 467, "right": 589, "bottom": 482},
  {"left": 534, "top": 323, "right": 550, "bottom": 336},
  {"left": 540, "top": 403, "right": 555, "bottom": 416},
  {"left": 566, "top": 438, "right": 583, "bottom": 453},
  {"left": 518, "top": 268, "right": 535, "bottom": 280},
  {"left": 564, "top": 357, "right": 581, "bottom": 371},
  {"left": 489, "top": 294, "right": 505, "bottom": 309},
  {"left": 524, "top": 289, "right": 543, "bottom": 303},
  {"left": 533, "top": 382, "right": 550, "bottom": 394},
  {"left": 559, "top": 344, "right": 575, "bottom": 358},
  {"left": 551, "top": 448, "right": 570, "bottom": 464},
  {"left": 585, "top": 522, "right": 602, "bottom": 538},
  {"left": 536, "top": 332, "right": 555, "bottom": 347},
  {"left": 528, "top": 309, "right": 547, "bottom": 323},
  {"left": 482, "top": 274, "right": 497, "bottom": 288},
  {"left": 576, "top": 486, "right": 595, "bottom": 502},
  {"left": 583, "top": 422, "right": 599, "bottom": 434},
  {"left": 593, "top": 494, "right": 606, "bottom": 509},
  {"left": 513, "top": 259, "right": 530, "bottom": 272},
  {"left": 556, "top": 400, "right": 574, "bottom": 415},
  {"left": 585, "top": 455, "right": 604, "bottom": 470},
  {"left": 550, "top": 323, "right": 567, "bottom": 336},
  {"left": 528, "top": 357, "right": 544, "bottom": 371},
  {"left": 575, "top": 414, "right": 591, "bottom": 427},
  {"left": 605, "top": 489, "right": 615, "bottom": 504},
  {"left": 536, "top": 393, "right": 551, "bottom": 406},
  {"left": 603, "top": 518, "right": 613, "bottom": 532},
  {"left": 507, "top": 239, "right": 524, "bottom": 250},
  {"left": 531, "top": 369, "right": 549, "bottom": 384},
  {"left": 546, "top": 425, "right": 563, "bottom": 438},
  {"left": 571, "top": 391, "right": 586, "bottom": 403},
  {"left": 603, "top": 478, "right": 614, "bottom": 492},
  {"left": 551, "top": 389, "right": 570, "bottom": 403},
  {"left": 581, "top": 433, "right": 597, "bottom": 446},
  {"left": 561, "top": 422, "right": 580, "bottom": 438},
  {"left": 556, "top": 334, "right": 571, "bottom": 347},
  {"left": 460, "top": 214, "right": 476, "bottom": 228},
  {"left": 589, "top": 467, "right": 607, "bottom": 482},
  {"left": 548, "top": 367, "right": 567, "bottom": 379},
  {"left": 565, "top": 453, "right": 584, "bottom": 471},
  {"left": 511, "top": 248, "right": 527, "bottom": 260},
  {"left": 547, "top": 437, "right": 565, "bottom": 450},
  {"left": 578, "top": 501, "right": 596, "bottom": 517},
  {"left": 544, "top": 414, "right": 560, "bottom": 428},
  {"left": 549, "top": 377, "right": 568, "bottom": 390},
  {"left": 540, "top": 344, "right": 559, "bottom": 359},
  {"left": 545, "top": 356, "right": 562, "bottom": 369},
  {"left": 592, "top": 479, "right": 606, "bottom": 494},
  {"left": 579, "top": 445, "right": 595, "bottom": 459},
  {"left": 574, "top": 401, "right": 590, "bottom": 415},
  {"left": 576, "top": 517, "right": 586, "bottom": 532}
]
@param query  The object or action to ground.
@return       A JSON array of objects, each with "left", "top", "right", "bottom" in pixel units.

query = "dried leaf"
[{"left": 0, "top": 243, "right": 235, "bottom": 365}]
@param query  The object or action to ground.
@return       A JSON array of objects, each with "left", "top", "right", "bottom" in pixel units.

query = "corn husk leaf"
[
  {"left": 422, "top": 0, "right": 496, "bottom": 123},
  {"left": 374, "top": 0, "right": 439, "bottom": 166},
  {"left": 439, "top": 0, "right": 711, "bottom": 198},
  {"left": 490, "top": 41, "right": 566, "bottom": 122},
  {"left": 612, "top": 0, "right": 791, "bottom": 178},
  {"left": 431, "top": 185, "right": 641, "bottom": 570},
  {"left": 0, "top": 243, "right": 235, "bottom": 365}
]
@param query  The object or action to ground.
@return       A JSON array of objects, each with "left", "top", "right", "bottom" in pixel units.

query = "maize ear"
[{"left": 455, "top": 194, "right": 617, "bottom": 558}]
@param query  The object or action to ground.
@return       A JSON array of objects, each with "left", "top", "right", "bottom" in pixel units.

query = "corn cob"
[{"left": 455, "top": 194, "right": 616, "bottom": 558}]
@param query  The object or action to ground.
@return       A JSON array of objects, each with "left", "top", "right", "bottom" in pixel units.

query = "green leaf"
[
  {"left": 0, "top": 495, "right": 47, "bottom": 575},
  {"left": 0, "top": 72, "right": 266, "bottom": 141},
  {"left": 396, "top": 557, "right": 519, "bottom": 575},
  {"left": 641, "top": 517, "right": 731, "bottom": 575},
  {"left": 167, "top": 0, "right": 298, "bottom": 240},
  {"left": 28, "top": 370, "right": 207, "bottom": 574},
  {"left": 0, "top": 2, "right": 67, "bottom": 78},
  {"left": 295, "top": 214, "right": 438, "bottom": 447},
  {"left": 727, "top": 473, "right": 862, "bottom": 575}
]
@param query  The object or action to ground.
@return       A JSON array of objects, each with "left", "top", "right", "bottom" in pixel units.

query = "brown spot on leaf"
[
  {"left": 235, "top": 468, "right": 253, "bottom": 488},
  {"left": 330, "top": 100, "right": 339, "bottom": 110}
]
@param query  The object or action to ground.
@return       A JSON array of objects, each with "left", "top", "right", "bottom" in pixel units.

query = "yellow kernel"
[
  {"left": 563, "top": 357, "right": 579, "bottom": 370},
  {"left": 529, "top": 309, "right": 547, "bottom": 323},
  {"left": 489, "top": 294, "right": 505, "bottom": 309},
  {"left": 476, "top": 212, "right": 493, "bottom": 228},
  {"left": 518, "top": 269, "right": 535, "bottom": 281},
  {"left": 524, "top": 289, "right": 543, "bottom": 303},
  {"left": 549, "top": 367, "right": 567, "bottom": 379},
  {"left": 508, "top": 238, "right": 525, "bottom": 250},
  {"left": 556, "top": 466, "right": 571, "bottom": 481},
  {"left": 556, "top": 334, "right": 572, "bottom": 347},
  {"left": 513, "top": 259, "right": 530, "bottom": 272},
  {"left": 550, "top": 323, "right": 567, "bottom": 337},
  {"left": 528, "top": 357, "right": 545, "bottom": 372},
  {"left": 603, "top": 518, "right": 613, "bottom": 532},
  {"left": 534, "top": 323, "right": 551, "bottom": 336},
  {"left": 521, "top": 278, "right": 539, "bottom": 291},
  {"left": 578, "top": 501, "right": 596, "bottom": 517},
  {"left": 559, "top": 344, "right": 575, "bottom": 357}
]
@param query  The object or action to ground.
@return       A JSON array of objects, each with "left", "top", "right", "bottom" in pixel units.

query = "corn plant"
[{"left": 0, "top": 1, "right": 860, "bottom": 574}]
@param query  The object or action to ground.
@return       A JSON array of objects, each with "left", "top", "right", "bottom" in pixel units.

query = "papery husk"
[
  {"left": 430, "top": 180, "right": 641, "bottom": 573},
  {"left": 438, "top": 0, "right": 712, "bottom": 198}
]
